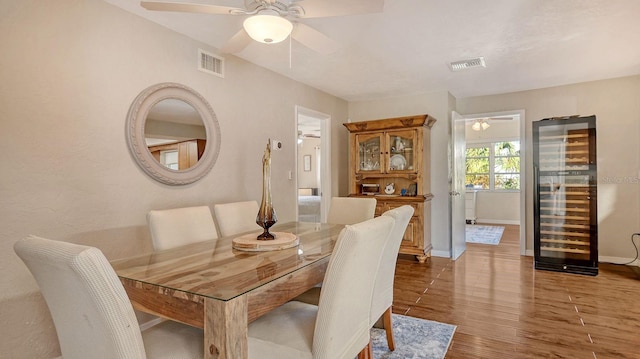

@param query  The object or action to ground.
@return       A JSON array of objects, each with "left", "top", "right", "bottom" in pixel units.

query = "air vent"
[
  {"left": 198, "top": 49, "right": 224, "bottom": 78},
  {"left": 449, "top": 57, "right": 486, "bottom": 72}
]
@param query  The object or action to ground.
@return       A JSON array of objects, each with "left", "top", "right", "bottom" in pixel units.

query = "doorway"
[
  {"left": 451, "top": 110, "right": 526, "bottom": 258},
  {"left": 295, "top": 106, "right": 331, "bottom": 222}
]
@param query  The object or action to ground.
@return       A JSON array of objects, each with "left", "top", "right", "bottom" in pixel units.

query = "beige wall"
[
  {"left": 348, "top": 91, "right": 454, "bottom": 257},
  {"left": 3, "top": 1, "right": 639, "bottom": 356},
  {"left": 475, "top": 191, "right": 520, "bottom": 224},
  {"left": 297, "top": 138, "right": 321, "bottom": 189},
  {"left": 348, "top": 76, "right": 640, "bottom": 260},
  {"left": 0, "top": 0, "right": 348, "bottom": 356},
  {"left": 458, "top": 75, "right": 640, "bottom": 259}
]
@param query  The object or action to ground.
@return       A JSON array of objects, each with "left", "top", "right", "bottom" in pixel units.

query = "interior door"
[
  {"left": 451, "top": 111, "right": 467, "bottom": 259},
  {"left": 296, "top": 106, "right": 331, "bottom": 223}
]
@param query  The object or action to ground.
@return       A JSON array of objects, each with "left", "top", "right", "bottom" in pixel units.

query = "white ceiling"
[{"left": 104, "top": 0, "right": 640, "bottom": 102}]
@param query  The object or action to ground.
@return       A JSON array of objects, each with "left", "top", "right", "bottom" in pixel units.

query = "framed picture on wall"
[{"left": 304, "top": 155, "right": 311, "bottom": 171}]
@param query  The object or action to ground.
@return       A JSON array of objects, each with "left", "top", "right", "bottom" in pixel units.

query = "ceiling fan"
[
  {"left": 470, "top": 117, "right": 513, "bottom": 131},
  {"left": 140, "top": 0, "right": 384, "bottom": 54},
  {"left": 297, "top": 130, "right": 319, "bottom": 144}
]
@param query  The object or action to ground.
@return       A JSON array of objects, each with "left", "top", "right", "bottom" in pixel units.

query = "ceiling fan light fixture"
[
  {"left": 243, "top": 12, "right": 293, "bottom": 44},
  {"left": 472, "top": 118, "right": 490, "bottom": 131}
]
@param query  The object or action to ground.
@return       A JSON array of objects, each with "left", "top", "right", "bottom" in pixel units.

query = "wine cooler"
[{"left": 533, "top": 115, "right": 598, "bottom": 275}]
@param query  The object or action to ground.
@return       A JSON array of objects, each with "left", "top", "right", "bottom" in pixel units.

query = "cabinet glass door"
[
  {"left": 386, "top": 129, "right": 416, "bottom": 173},
  {"left": 356, "top": 133, "right": 382, "bottom": 173}
]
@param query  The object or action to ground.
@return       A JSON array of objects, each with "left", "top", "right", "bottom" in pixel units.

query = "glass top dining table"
[{"left": 110, "top": 221, "right": 344, "bottom": 359}]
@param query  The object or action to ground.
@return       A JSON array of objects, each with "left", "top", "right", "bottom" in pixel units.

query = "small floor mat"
[{"left": 465, "top": 225, "right": 504, "bottom": 245}]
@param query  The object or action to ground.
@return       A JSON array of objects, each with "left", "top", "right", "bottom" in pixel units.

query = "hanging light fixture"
[
  {"left": 243, "top": 10, "right": 293, "bottom": 44},
  {"left": 472, "top": 118, "right": 490, "bottom": 131}
]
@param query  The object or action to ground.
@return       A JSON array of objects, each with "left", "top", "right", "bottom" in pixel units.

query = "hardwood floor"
[{"left": 393, "top": 224, "right": 640, "bottom": 359}]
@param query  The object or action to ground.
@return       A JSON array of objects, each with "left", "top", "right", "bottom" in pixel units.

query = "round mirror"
[
  {"left": 126, "top": 83, "right": 221, "bottom": 185},
  {"left": 144, "top": 99, "right": 206, "bottom": 171}
]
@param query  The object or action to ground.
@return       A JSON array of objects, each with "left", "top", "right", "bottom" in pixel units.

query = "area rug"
[
  {"left": 370, "top": 314, "right": 456, "bottom": 359},
  {"left": 466, "top": 225, "right": 504, "bottom": 245}
]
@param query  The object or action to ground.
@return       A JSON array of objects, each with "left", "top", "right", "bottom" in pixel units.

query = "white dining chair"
[
  {"left": 247, "top": 215, "right": 396, "bottom": 359},
  {"left": 293, "top": 205, "right": 414, "bottom": 352},
  {"left": 147, "top": 205, "right": 218, "bottom": 251},
  {"left": 373, "top": 205, "right": 414, "bottom": 350},
  {"left": 213, "top": 200, "right": 261, "bottom": 237},
  {"left": 14, "top": 235, "right": 204, "bottom": 359},
  {"left": 326, "top": 197, "right": 377, "bottom": 225},
  {"left": 293, "top": 196, "right": 376, "bottom": 306}
]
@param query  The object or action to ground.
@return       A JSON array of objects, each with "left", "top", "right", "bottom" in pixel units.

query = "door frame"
[
  {"left": 451, "top": 111, "right": 467, "bottom": 259},
  {"left": 452, "top": 109, "right": 526, "bottom": 255},
  {"left": 295, "top": 106, "right": 332, "bottom": 222}
]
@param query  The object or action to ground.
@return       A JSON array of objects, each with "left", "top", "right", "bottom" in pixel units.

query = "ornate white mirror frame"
[{"left": 126, "top": 82, "right": 221, "bottom": 185}]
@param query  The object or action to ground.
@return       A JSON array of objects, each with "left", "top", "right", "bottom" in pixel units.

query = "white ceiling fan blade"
[
  {"left": 140, "top": 1, "right": 240, "bottom": 15},
  {"left": 221, "top": 29, "right": 252, "bottom": 53},
  {"left": 291, "top": 23, "right": 340, "bottom": 55},
  {"left": 295, "top": 0, "right": 384, "bottom": 18},
  {"left": 487, "top": 117, "right": 514, "bottom": 121}
]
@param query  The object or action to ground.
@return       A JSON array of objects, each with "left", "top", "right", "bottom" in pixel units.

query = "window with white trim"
[
  {"left": 466, "top": 140, "right": 520, "bottom": 190},
  {"left": 160, "top": 150, "right": 179, "bottom": 170}
]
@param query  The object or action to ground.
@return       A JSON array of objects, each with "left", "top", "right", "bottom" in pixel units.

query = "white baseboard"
[
  {"left": 431, "top": 250, "right": 451, "bottom": 258},
  {"left": 431, "top": 248, "right": 640, "bottom": 267},
  {"left": 598, "top": 256, "right": 640, "bottom": 266}
]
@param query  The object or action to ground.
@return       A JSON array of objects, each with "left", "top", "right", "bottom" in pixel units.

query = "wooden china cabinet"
[
  {"left": 148, "top": 139, "right": 206, "bottom": 170},
  {"left": 344, "top": 114, "right": 436, "bottom": 263}
]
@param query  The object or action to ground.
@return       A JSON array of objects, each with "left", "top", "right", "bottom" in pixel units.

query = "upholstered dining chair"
[
  {"left": 147, "top": 205, "right": 218, "bottom": 251},
  {"left": 294, "top": 196, "right": 375, "bottom": 309},
  {"left": 213, "top": 200, "right": 261, "bottom": 237},
  {"left": 326, "top": 196, "right": 377, "bottom": 225},
  {"left": 247, "top": 215, "right": 396, "bottom": 359},
  {"left": 14, "top": 235, "right": 204, "bottom": 359},
  {"left": 293, "top": 205, "right": 414, "bottom": 353},
  {"left": 373, "top": 205, "right": 414, "bottom": 350}
]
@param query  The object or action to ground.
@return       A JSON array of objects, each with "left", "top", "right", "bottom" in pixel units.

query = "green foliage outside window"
[
  {"left": 466, "top": 147, "right": 490, "bottom": 189},
  {"left": 466, "top": 141, "right": 520, "bottom": 190}
]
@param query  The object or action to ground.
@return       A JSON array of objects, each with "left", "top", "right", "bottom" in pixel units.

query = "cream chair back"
[
  {"left": 288, "top": 205, "right": 415, "bottom": 352},
  {"left": 313, "top": 215, "right": 394, "bottom": 358},
  {"left": 213, "top": 200, "right": 261, "bottom": 237},
  {"left": 371, "top": 205, "right": 415, "bottom": 352},
  {"left": 374, "top": 205, "right": 414, "bottom": 320},
  {"left": 147, "top": 206, "right": 218, "bottom": 251},
  {"left": 326, "top": 197, "right": 376, "bottom": 225},
  {"left": 15, "top": 235, "right": 148, "bottom": 358},
  {"left": 14, "top": 235, "right": 204, "bottom": 359},
  {"left": 246, "top": 216, "right": 395, "bottom": 358}
]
